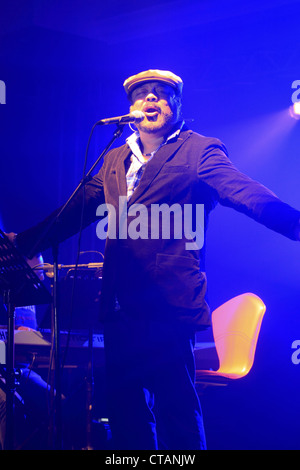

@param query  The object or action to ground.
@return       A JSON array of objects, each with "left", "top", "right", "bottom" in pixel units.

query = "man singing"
[{"left": 8, "top": 69, "right": 300, "bottom": 450}]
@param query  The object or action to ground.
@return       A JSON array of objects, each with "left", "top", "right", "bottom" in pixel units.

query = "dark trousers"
[{"left": 103, "top": 313, "right": 206, "bottom": 450}]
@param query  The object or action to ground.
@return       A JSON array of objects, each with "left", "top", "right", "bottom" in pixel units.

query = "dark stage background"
[{"left": 1, "top": 0, "right": 299, "bottom": 450}]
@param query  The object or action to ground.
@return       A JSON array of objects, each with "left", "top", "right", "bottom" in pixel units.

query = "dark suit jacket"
[{"left": 16, "top": 127, "right": 300, "bottom": 330}]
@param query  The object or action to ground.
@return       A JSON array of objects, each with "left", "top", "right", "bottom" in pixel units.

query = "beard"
[
  {"left": 132, "top": 99, "right": 181, "bottom": 135},
  {"left": 138, "top": 109, "right": 176, "bottom": 134}
]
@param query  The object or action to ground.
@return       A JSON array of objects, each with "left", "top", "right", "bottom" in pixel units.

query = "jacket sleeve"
[
  {"left": 197, "top": 137, "right": 300, "bottom": 240},
  {"left": 16, "top": 164, "right": 106, "bottom": 258}
]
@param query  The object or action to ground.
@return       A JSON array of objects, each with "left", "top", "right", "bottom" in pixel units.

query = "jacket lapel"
[
  {"left": 127, "top": 129, "right": 193, "bottom": 206},
  {"left": 113, "top": 145, "right": 132, "bottom": 197}
]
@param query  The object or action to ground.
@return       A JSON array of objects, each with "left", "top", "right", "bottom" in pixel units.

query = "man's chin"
[
  {"left": 139, "top": 122, "right": 163, "bottom": 133},
  {"left": 138, "top": 117, "right": 175, "bottom": 134}
]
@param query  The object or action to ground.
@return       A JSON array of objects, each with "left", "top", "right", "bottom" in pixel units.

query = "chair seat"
[
  {"left": 195, "top": 293, "right": 266, "bottom": 385},
  {"left": 196, "top": 369, "right": 248, "bottom": 382}
]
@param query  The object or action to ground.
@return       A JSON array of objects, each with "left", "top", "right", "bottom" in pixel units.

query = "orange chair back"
[{"left": 211, "top": 293, "right": 266, "bottom": 379}]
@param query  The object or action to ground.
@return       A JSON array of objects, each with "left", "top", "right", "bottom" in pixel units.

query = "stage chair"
[{"left": 195, "top": 293, "right": 266, "bottom": 385}]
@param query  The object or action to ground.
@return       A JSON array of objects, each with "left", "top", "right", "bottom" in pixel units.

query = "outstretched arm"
[{"left": 197, "top": 138, "right": 300, "bottom": 241}]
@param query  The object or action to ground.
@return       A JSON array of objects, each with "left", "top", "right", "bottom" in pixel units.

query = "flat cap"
[{"left": 123, "top": 69, "right": 183, "bottom": 97}]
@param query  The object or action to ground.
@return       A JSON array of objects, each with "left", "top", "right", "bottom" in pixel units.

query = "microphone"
[{"left": 97, "top": 110, "right": 145, "bottom": 125}]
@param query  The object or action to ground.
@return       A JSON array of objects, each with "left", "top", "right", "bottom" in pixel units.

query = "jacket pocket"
[{"left": 155, "top": 253, "right": 206, "bottom": 310}]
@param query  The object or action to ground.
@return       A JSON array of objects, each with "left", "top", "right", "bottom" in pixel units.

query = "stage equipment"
[
  {"left": 97, "top": 110, "right": 145, "bottom": 125},
  {"left": 46, "top": 263, "right": 103, "bottom": 450},
  {"left": 0, "top": 229, "right": 51, "bottom": 449}
]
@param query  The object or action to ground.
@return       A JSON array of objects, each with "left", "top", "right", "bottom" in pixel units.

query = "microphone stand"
[{"left": 28, "top": 123, "right": 125, "bottom": 449}]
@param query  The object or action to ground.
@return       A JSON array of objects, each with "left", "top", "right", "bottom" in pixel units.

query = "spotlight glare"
[{"left": 289, "top": 101, "right": 300, "bottom": 120}]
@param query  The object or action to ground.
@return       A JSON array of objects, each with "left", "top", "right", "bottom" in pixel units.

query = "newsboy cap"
[{"left": 123, "top": 69, "right": 183, "bottom": 97}]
